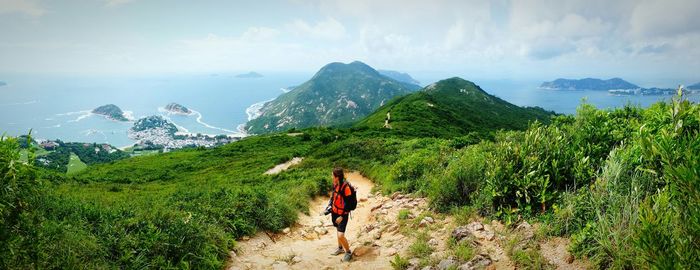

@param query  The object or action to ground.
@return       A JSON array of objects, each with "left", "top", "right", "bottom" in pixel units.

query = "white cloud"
[
  {"left": 629, "top": 0, "right": 700, "bottom": 38},
  {"left": 286, "top": 17, "right": 347, "bottom": 41},
  {"left": 240, "top": 26, "right": 280, "bottom": 42},
  {"left": 104, "top": 0, "right": 134, "bottom": 7},
  {"left": 0, "top": 0, "right": 45, "bottom": 16},
  {"left": 1, "top": 0, "right": 699, "bottom": 79}
]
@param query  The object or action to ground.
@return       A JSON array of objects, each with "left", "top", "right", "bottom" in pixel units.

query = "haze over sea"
[{"left": 1, "top": 72, "right": 697, "bottom": 147}]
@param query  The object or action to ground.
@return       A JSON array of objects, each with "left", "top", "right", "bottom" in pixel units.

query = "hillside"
[
  {"left": 540, "top": 78, "right": 638, "bottom": 90},
  {"left": 2, "top": 94, "right": 698, "bottom": 270},
  {"left": 356, "top": 77, "right": 554, "bottom": 137},
  {"left": 245, "top": 61, "right": 420, "bottom": 134}
]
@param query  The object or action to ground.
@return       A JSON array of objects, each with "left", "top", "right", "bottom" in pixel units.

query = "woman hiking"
[{"left": 324, "top": 167, "right": 356, "bottom": 262}]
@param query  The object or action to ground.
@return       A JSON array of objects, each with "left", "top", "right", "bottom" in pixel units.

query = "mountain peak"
[
  {"left": 314, "top": 61, "right": 379, "bottom": 78},
  {"left": 245, "top": 61, "right": 420, "bottom": 134},
  {"left": 425, "top": 77, "right": 484, "bottom": 95},
  {"left": 357, "top": 78, "right": 553, "bottom": 137}
]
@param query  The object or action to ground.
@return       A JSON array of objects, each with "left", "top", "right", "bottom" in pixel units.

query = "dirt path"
[
  {"left": 229, "top": 172, "right": 402, "bottom": 269},
  {"left": 264, "top": 157, "right": 304, "bottom": 175},
  {"left": 227, "top": 171, "right": 587, "bottom": 270}
]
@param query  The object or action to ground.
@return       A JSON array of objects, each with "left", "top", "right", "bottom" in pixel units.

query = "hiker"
[{"left": 323, "top": 167, "right": 357, "bottom": 262}]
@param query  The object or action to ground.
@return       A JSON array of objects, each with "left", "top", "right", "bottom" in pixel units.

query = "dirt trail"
[
  {"left": 229, "top": 172, "right": 400, "bottom": 269},
  {"left": 228, "top": 171, "right": 587, "bottom": 270},
  {"left": 263, "top": 157, "right": 304, "bottom": 175}
]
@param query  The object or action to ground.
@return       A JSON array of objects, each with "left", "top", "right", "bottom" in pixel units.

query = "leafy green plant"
[{"left": 390, "top": 254, "right": 410, "bottom": 270}]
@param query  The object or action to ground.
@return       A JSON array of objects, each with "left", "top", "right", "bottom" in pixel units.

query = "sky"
[{"left": 1, "top": 0, "right": 699, "bottom": 83}]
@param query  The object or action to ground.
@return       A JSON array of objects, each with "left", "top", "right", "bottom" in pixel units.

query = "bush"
[{"left": 429, "top": 145, "right": 487, "bottom": 212}]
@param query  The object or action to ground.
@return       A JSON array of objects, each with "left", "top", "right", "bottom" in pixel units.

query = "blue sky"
[{"left": 1, "top": 0, "right": 699, "bottom": 84}]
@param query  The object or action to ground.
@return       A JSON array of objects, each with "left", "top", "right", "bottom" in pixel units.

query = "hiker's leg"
[{"left": 337, "top": 232, "right": 350, "bottom": 252}]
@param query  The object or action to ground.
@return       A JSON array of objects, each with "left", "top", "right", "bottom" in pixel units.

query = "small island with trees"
[{"left": 92, "top": 104, "right": 128, "bottom": 121}]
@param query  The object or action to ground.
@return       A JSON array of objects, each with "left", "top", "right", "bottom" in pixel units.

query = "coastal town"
[{"left": 127, "top": 114, "right": 242, "bottom": 152}]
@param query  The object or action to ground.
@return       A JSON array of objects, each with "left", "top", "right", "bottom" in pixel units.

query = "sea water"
[
  {"left": 0, "top": 72, "right": 310, "bottom": 147},
  {"left": 1, "top": 73, "right": 696, "bottom": 146}
]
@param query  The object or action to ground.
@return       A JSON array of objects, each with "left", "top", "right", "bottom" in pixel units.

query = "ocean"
[
  {"left": 1, "top": 73, "right": 697, "bottom": 147},
  {"left": 0, "top": 72, "right": 311, "bottom": 147}
]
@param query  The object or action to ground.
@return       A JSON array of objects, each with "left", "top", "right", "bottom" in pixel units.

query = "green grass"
[
  {"left": 453, "top": 241, "right": 474, "bottom": 262},
  {"left": 66, "top": 152, "right": 87, "bottom": 175},
  {"left": 408, "top": 232, "right": 433, "bottom": 259},
  {"left": 2, "top": 94, "right": 699, "bottom": 269},
  {"left": 398, "top": 209, "right": 410, "bottom": 220},
  {"left": 390, "top": 254, "right": 410, "bottom": 270},
  {"left": 19, "top": 149, "right": 27, "bottom": 163}
]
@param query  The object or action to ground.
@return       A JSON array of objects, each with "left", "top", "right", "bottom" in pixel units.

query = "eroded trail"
[
  {"left": 228, "top": 171, "right": 587, "bottom": 270},
  {"left": 229, "top": 172, "right": 403, "bottom": 269}
]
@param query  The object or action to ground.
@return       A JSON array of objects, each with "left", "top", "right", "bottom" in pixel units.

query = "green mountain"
[
  {"left": 356, "top": 77, "right": 554, "bottom": 137},
  {"left": 245, "top": 61, "right": 420, "bottom": 134}
]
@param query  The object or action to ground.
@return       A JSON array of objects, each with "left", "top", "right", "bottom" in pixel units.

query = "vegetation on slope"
[
  {"left": 1, "top": 91, "right": 698, "bottom": 269},
  {"left": 356, "top": 77, "right": 554, "bottom": 138},
  {"left": 246, "top": 61, "right": 420, "bottom": 134}
]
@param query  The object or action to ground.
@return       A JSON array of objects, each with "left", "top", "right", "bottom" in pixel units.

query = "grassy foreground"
[{"left": 1, "top": 95, "right": 699, "bottom": 269}]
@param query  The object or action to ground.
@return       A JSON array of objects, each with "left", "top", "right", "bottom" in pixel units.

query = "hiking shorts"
[{"left": 331, "top": 213, "right": 349, "bottom": 233}]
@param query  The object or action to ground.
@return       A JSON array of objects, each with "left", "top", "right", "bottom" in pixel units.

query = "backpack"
[{"left": 340, "top": 182, "right": 358, "bottom": 212}]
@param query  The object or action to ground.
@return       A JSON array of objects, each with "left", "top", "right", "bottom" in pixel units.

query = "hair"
[{"left": 333, "top": 167, "right": 345, "bottom": 183}]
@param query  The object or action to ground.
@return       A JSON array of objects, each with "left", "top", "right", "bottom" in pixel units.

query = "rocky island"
[
  {"left": 235, "top": 71, "right": 263, "bottom": 78},
  {"left": 540, "top": 78, "right": 698, "bottom": 96},
  {"left": 128, "top": 115, "right": 240, "bottom": 151},
  {"left": 540, "top": 78, "right": 638, "bottom": 90},
  {"left": 92, "top": 104, "right": 128, "bottom": 121},
  {"left": 164, "top": 102, "right": 192, "bottom": 115}
]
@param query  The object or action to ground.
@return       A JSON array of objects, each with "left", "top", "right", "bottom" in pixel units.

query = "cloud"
[
  {"left": 287, "top": 17, "right": 347, "bottom": 41},
  {"left": 638, "top": 43, "right": 672, "bottom": 54},
  {"left": 1, "top": 0, "right": 699, "bottom": 79},
  {"left": 360, "top": 27, "right": 411, "bottom": 53},
  {"left": 240, "top": 26, "right": 280, "bottom": 42},
  {"left": 527, "top": 39, "right": 577, "bottom": 60},
  {"left": 104, "top": 0, "right": 135, "bottom": 7},
  {"left": 0, "top": 0, "right": 45, "bottom": 16},
  {"left": 629, "top": 0, "right": 700, "bottom": 38}
]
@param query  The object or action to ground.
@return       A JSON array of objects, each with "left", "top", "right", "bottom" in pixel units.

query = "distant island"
[
  {"left": 0, "top": 81, "right": 6, "bottom": 87},
  {"left": 378, "top": 70, "right": 421, "bottom": 85},
  {"left": 92, "top": 104, "right": 128, "bottom": 121},
  {"left": 164, "top": 102, "right": 192, "bottom": 115},
  {"left": 687, "top": 82, "right": 700, "bottom": 90},
  {"left": 235, "top": 71, "right": 263, "bottom": 78},
  {"left": 540, "top": 78, "right": 638, "bottom": 90},
  {"left": 541, "top": 78, "right": 699, "bottom": 96},
  {"left": 128, "top": 115, "right": 240, "bottom": 151}
]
